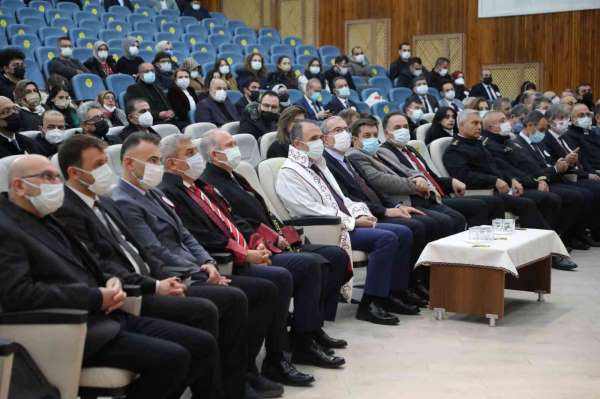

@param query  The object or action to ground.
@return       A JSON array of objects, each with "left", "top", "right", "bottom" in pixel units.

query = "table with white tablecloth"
[{"left": 415, "top": 228, "right": 569, "bottom": 326}]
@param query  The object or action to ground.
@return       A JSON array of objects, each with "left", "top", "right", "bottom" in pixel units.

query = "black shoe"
[
  {"left": 356, "top": 300, "right": 399, "bottom": 325},
  {"left": 413, "top": 283, "right": 429, "bottom": 300},
  {"left": 581, "top": 234, "right": 600, "bottom": 247},
  {"left": 247, "top": 373, "right": 284, "bottom": 398},
  {"left": 292, "top": 340, "right": 346, "bottom": 369},
  {"left": 261, "top": 359, "right": 315, "bottom": 387},
  {"left": 551, "top": 255, "right": 578, "bottom": 271},
  {"left": 245, "top": 383, "right": 262, "bottom": 399},
  {"left": 314, "top": 328, "right": 347, "bottom": 349},
  {"left": 383, "top": 297, "right": 420, "bottom": 315},
  {"left": 570, "top": 237, "right": 591, "bottom": 250},
  {"left": 314, "top": 340, "right": 334, "bottom": 356},
  {"left": 397, "top": 289, "right": 428, "bottom": 307}
]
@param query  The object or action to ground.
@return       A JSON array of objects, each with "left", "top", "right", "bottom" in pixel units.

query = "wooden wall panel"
[{"left": 317, "top": 0, "right": 600, "bottom": 94}]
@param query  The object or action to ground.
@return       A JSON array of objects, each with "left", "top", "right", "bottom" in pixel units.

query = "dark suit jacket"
[
  {"left": 323, "top": 150, "right": 387, "bottom": 218},
  {"left": 0, "top": 74, "right": 15, "bottom": 100},
  {"left": 323, "top": 68, "right": 356, "bottom": 91},
  {"left": 168, "top": 86, "right": 199, "bottom": 123},
  {"left": 295, "top": 96, "right": 323, "bottom": 121},
  {"left": 541, "top": 132, "right": 590, "bottom": 177},
  {"left": 0, "top": 199, "right": 120, "bottom": 358},
  {"left": 103, "top": 0, "right": 134, "bottom": 11},
  {"left": 195, "top": 97, "right": 239, "bottom": 126},
  {"left": 470, "top": 82, "right": 501, "bottom": 100},
  {"left": 563, "top": 126, "right": 600, "bottom": 171},
  {"left": 124, "top": 81, "right": 172, "bottom": 121},
  {"left": 238, "top": 105, "right": 277, "bottom": 140},
  {"left": 510, "top": 134, "right": 561, "bottom": 182},
  {"left": 33, "top": 134, "right": 58, "bottom": 157},
  {"left": 325, "top": 96, "right": 358, "bottom": 115},
  {"left": 48, "top": 57, "right": 89, "bottom": 80},
  {"left": 55, "top": 187, "right": 161, "bottom": 294},
  {"left": 117, "top": 123, "right": 160, "bottom": 143},
  {"left": 0, "top": 132, "right": 43, "bottom": 158},
  {"left": 389, "top": 58, "right": 408, "bottom": 84},
  {"left": 406, "top": 93, "right": 439, "bottom": 114},
  {"left": 84, "top": 57, "right": 117, "bottom": 80}
]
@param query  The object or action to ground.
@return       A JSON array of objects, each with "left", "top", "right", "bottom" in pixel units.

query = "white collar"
[
  {"left": 324, "top": 147, "right": 345, "bottom": 163},
  {"left": 0, "top": 132, "right": 15, "bottom": 141},
  {"left": 519, "top": 131, "right": 531, "bottom": 144},
  {"left": 548, "top": 129, "right": 561, "bottom": 141},
  {"left": 67, "top": 185, "right": 96, "bottom": 209}
]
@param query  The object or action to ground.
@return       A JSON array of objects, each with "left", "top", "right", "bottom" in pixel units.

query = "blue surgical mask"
[
  {"left": 337, "top": 87, "right": 350, "bottom": 99},
  {"left": 310, "top": 91, "right": 322, "bottom": 103},
  {"left": 512, "top": 121, "right": 524, "bottom": 133},
  {"left": 361, "top": 138, "right": 380, "bottom": 155},
  {"left": 143, "top": 71, "right": 156, "bottom": 84},
  {"left": 529, "top": 131, "right": 545, "bottom": 144},
  {"left": 392, "top": 128, "right": 411, "bottom": 145}
]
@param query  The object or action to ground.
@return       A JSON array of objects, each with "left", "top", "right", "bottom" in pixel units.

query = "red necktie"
[
  {"left": 403, "top": 148, "right": 446, "bottom": 196},
  {"left": 188, "top": 186, "right": 247, "bottom": 249}
]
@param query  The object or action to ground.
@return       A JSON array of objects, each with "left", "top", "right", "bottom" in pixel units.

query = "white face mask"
[
  {"left": 412, "top": 69, "right": 423, "bottom": 77},
  {"left": 24, "top": 180, "right": 65, "bottom": 216},
  {"left": 176, "top": 77, "right": 190, "bottom": 90},
  {"left": 137, "top": 111, "right": 153, "bottom": 128},
  {"left": 410, "top": 109, "right": 423, "bottom": 121},
  {"left": 251, "top": 60, "right": 262, "bottom": 71},
  {"left": 219, "top": 65, "right": 230, "bottom": 75},
  {"left": 103, "top": 104, "right": 116, "bottom": 113},
  {"left": 219, "top": 146, "right": 242, "bottom": 169},
  {"left": 415, "top": 84, "right": 429, "bottom": 96},
  {"left": 499, "top": 121, "right": 512, "bottom": 136},
  {"left": 54, "top": 98, "right": 70, "bottom": 110},
  {"left": 392, "top": 128, "right": 411, "bottom": 145},
  {"left": 551, "top": 96, "right": 560, "bottom": 105},
  {"left": 60, "top": 47, "right": 73, "bottom": 58},
  {"left": 159, "top": 62, "right": 172, "bottom": 73},
  {"left": 333, "top": 130, "right": 351, "bottom": 153},
  {"left": 454, "top": 77, "right": 465, "bottom": 86},
  {"left": 309, "top": 66, "right": 320, "bottom": 74},
  {"left": 190, "top": 70, "right": 200, "bottom": 79},
  {"left": 303, "top": 139, "right": 324, "bottom": 160},
  {"left": 444, "top": 90, "right": 455, "bottom": 100},
  {"left": 554, "top": 120, "right": 570, "bottom": 134},
  {"left": 479, "top": 110, "right": 488, "bottom": 119},
  {"left": 354, "top": 54, "right": 365, "bottom": 64},
  {"left": 132, "top": 159, "right": 164, "bottom": 189},
  {"left": 338, "top": 66, "right": 349, "bottom": 75},
  {"left": 438, "top": 68, "right": 448, "bottom": 76},
  {"left": 213, "top": 89, "right": 227, "bottom": 103},
  {"left": 400, "top": 50, "right": 411, "bottom": 60},
  {"left": 97, "top": 50, "right": 108, "bottom": 60},
  {"left": 76, "top": 163, "right": 115, "bottom": 195},
  {"left": 183, "top": 153, "right": 206, "bottom": 180},
  {"left": 576, "top": 116, "right": 592, "bottom": 130},
  {"left": 129, "top": 46, "right": 139, "bottom": 56},
  {"left": 44, "top": 128, "right": 66, "bottom": 144},
  {"left": 191, "top": 3, "right": 201, "bottom": 10}
]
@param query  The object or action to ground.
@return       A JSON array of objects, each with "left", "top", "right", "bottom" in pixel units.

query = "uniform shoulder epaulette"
[
  {"left": 503, "top": 146, "right": 512, "bottom": 152},
  {"left": 512, "top": 142, "right": 522, "bottom": 148},
  {"left": 451, "top": 139, "right": 460, "bottom": 146},
  {"left": 482, "top": 137, "right": 489, "bottom": 145}
]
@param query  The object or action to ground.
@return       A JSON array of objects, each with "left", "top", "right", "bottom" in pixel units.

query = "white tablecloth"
[{"left": 415, "top": 228, "right": 568, "bottom": 276}]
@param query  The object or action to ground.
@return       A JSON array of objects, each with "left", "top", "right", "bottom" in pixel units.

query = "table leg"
[
  {"left": 486, "top": 314, "right": 498, "bottom": 327},
  {"left": 434, "top": 307, "right": 445, "bottom": 321},
  {"left": 536, "top": 290, "right": 545, "bottom": 302}
]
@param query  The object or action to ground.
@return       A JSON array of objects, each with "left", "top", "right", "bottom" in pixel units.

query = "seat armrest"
[
  {"left": 282, "top": 216, "right": 342, "bottom": 226},
  {"left": 210, "top": 252, "right": 233, "bottom": 264},
  {"left": 0, "top": 309, "right": 88, "bottom": 325}
]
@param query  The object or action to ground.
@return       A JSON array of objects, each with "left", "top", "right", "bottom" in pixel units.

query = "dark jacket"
[
  {"left": 154, "top": 70, "right": 173, "bottom": 92},
  {"left": 541, "top": 132, "right": 592, "bottom": 177},
  {"left": 45, "top": 103, "right": 79, "bottom": 129},
  {"left": 180, "top": 2, "right": 210, "bottom": 20},
  {"left": 562, "top": 125, "right": 600, "bottom": 171},
  {"left": 124, "top": 81, "right": 173, "bottom": 122},
  {"left": 470, "top": 82, "right": 501, "bottom": 100},
  {"left": 406, "top": 93, "right": 439, "bottom": 114},
  {"left": 117, "top": 123, "right": 160, "bottom": 143},
  {"left": 427, "top": 71, "right": 451, "bottom": 91},
  {"left": 266, "top": 140, "right": 289, "bottom": 159},
  {"left": 48, "top": 57, "right": 90, "bottom": 80},
  {"left": 295, "top": 96, "right": 323, "bottom": 121},
  {"left": 424, "top": 123, "right": 453, "bottom": 146},
  {"left": 235, "top": 96, "right": 250, "bottom": 115},
  {"left": 238, "top": 102, "right": 278, "bottom": 140},
  {"left": 389, "top": 57, "right": 409, "bottom": 84},
  {"left": 236, "top": 68, "right": 268, "bottom": 88},
  {"left": 325, "top": 96, "right": 358, "bottom": 115},
  {"left": 84, "top": 56, "right": 117, "bottom": 80},
  {"left": 103, "top": 0, "right": 134, "bottom": 11},
  {"left": 167, "top": 86, "right": 199, "bottom": 124},
  {"left": 18, "top": 108, "right": 43, "bottom": 131},
  {"left": 396, "top": 67, "right": 420, "bottom": 89},
  {"left": 33, "top": 134, "right": 58, "bottom": 157},
  {"left": 323, "top": 68, "right": 355, "bottom": 91},
  {"left": 509, "top": 134, "right": 562, "bottom": 183},
  {"left": 0, "top": 74, "right": 16, "bottom": 100},
  {"left": 266, "top": 71, "right": 298, "bottom": 90},
  {"left": 0, "top": 131, "right": 43, "bottom": 158},
  {"left": 115, "top": 56, "right": 144, "bottom": 76},
  {"left": 480, "top": 131, "right": 537, "bottom": 188},
  {"left": 195, "top": 97, "right": 239, "bottom": 127}
]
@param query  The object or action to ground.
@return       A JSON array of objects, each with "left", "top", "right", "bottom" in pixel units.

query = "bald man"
[
  {"left": 0, "top": 155, "right": 221, "bottom": 399},
  {"left": 34, "top": 110, "right": 67, "bottom": 157},
  {"left": 124, "top": 62, "right": 175, "bottom": 124},
  {"left": 563, "top": 103, "right": 600, "bottom": 172},
  {"left": 195, "top": 78, "right": 240, "bottom": 126},
  {"left": 0, "top": 96, "right": 43, "bottom": 158}
]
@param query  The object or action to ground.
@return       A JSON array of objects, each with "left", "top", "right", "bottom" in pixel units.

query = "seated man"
[
  {"left": 427, "top": 57, "right": 452, "bottom": 91},
  {"left": 195, "top": 78, "right": 240, "bottom": 126},
  {"left": 469, "top": 69, "right": 501, "bottom": 101},
  {"left": 276, "top": 120, "right": 418, "bottom": 326},
  {"left": 78, "top": 101, "right": 118, "bottom": 144},
  {"left": 348, "top": 46, "right": 371, "bottom": 77},
  {"left": 326, "top": 77, "right": 359, "bottom": 116},
  {"left": 236, "top": 77, "right": 261, "bottom": 114},
  {"left": 111, "top": 133, "right": 288, "bottom": 397},
  {"left": 406, "top": 76, "right": 438, "bottom": 114},
  {"left": 379, "top": 112, "right": 503, "bottom": 227},
  {"left": 324, "top": 55, "right": 356, "bottom": 91},
  {"left": 395, "top": 57, "right": 425, "bottom": 89},
  {"left": 48, "top": 37, "right": 90, "bottom": 80},
  {"left": 197, "top": 130, "right": 352, "bottom": 365},
  {"left": 389, "top": 42, "right": 411, "bottom": 84},
  {"left": 403, "top": 98, "right": 427, "bottom": 139},
  {"left": 0, "top": 154, "right": 219, "bottom": 399},
  {"left": 34, "top": 110, "right": 68, "bottom": 157},
  {"left": 54, "top": 135, "right": 253, "bottom": 399},
  {"left": 443, "top": 109, "right": 550, "bottom": 230},
  {"left": 124, "top": 63, "right": 176, "bottom": 125},
  {"left": 152, "top": 51, "right": 175, "bottom": 92},
  {"left": 296, "top": 78, "right": 331, "bottom": 121},
  {"left": 0, "top": 96, "right": 43, "bottom": 158},
  {"left": 438, "top": 81, "right": 464, "bottom": 112},
  {"left": 563, "top": 103, "right": 600, "bottom": 172},
  {"left": 0, "top": 48, "right": 25, "bottom": 100},
  {"left": 118, "top": 98, "right": 162, "bottom": 142},
  {"left": 239, "top": 91, "right": 280, "bottom": 140},
  {"left": 346, "top": 118, "right": 465, "bottom": 237}
]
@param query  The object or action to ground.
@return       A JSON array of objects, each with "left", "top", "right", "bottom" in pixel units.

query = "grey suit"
[
  {"left": 438, "top": 98, "right": 464, "bottom": 111},
  {"left": 111, "top": 178, "right": 214, "bottom": 269},
  {"left": 345, "top": 147, "right": 422, "bottom": 207}
]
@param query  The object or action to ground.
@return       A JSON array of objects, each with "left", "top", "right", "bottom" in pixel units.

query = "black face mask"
[
  {"left": 13, "top": 66, "right": 25, "bottom": 80},
  {"left": 93, "top": 119, "right": 109, "bottom": 137},
  {"left": 248, "top": 90, "right": 260, "bottom": 102},
  {"left": 483, "top": 77, "right": 493, "bottom": 85},
  {"left": 582, "top": 92, "right": 594, "bottom": 108},
  {"left": 278, "top": 93, "right": 289, "bottom": 103},
  {"left": 3, "top": 112, "right": 21, "bottom": 132},
  {"left": 262, "top": 111, "right": 279, "bottom": 123}
]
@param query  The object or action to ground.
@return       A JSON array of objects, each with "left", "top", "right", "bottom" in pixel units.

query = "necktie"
[
  {"left": 95, "top": 201, "right": 151, "bottom": 275},
  {"left": 403, "top": 148, "right": 446, "bottom": 196},
  {"left": 420, "top": 96, "right": 432, "bottom": 113},
  {"left": 486, "top": 85, "right": 496, "bottom": 100},
  {"left": 188, "top": 185, "right": 247, "bottom": 249},
  {"left": 343, "top": 158, "right": 381, "bottom": 204},
  {"left": 310, "top": 164, "right": 350, "bottom": 214}
]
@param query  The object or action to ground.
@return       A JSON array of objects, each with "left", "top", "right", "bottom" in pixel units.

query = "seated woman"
[
  {"left": 424, "top": 106, "right": 457, "bottom": 145},
  {"left": 181, "top": 57, "right": 206, "bottom": 98},
  {"left": 267, "top": 105, "right": 306, "bottom": 158},
  {"left": 167, "top": 68, "right": 199, "bottom": 127},
  {"left": 115, "top": 37, "right": 144, "bottom": 76},
  {"left": 298, "top": 57, "right": 327, "bottom": 92},
  {"left": 84, "top": 41, "right": 117, "bottom": 80},
  {"left": 97, "top": 90, "right": 128, "bottom": 127},
  {"left": 464, "top": 96, "right": 490, "bottom": 118},
  {"left": 236, "top": 52, "right": 268, "bottom": 88},
  {"left": 45, "top": 85, "right": 79, "bottom": 129},
  {"left": 207, "top": 57, "right": 238, "bottom": 91},
  {"left": 266, "top": 55, "right": 298, "bottom": 90}
]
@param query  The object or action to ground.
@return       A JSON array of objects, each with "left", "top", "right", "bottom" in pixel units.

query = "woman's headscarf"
[
  {"left": 14, "top": 79, "right": 45, "bottom": 115},
  {"left": 122, "top": 37, "right": 139, "bottom": 60},
  {"left": 93, "top": 40, "right": 109, "bottom": 62}
]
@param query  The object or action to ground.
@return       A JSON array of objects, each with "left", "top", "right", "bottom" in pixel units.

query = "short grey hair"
[
  {"left": 457, "top": 109, "right": 479, "bottom": 125},
  {"left": 546, "top": 104, "right": 570, "bottom": 122},
  {"left": 198, "top": 129, "right": 220, "bottom": 161},
  {"left": 492, "top": 97, "right": 511, "bottom": 110},
  {"left": 290, "top": 119, "right": 320, "bottom": 142},
  {"left": 159, "top": 134, "right": 191, "bottom": 161},
  {"left": 77, "top": 101, "right": 103, "bottom": 123},
  {"left": 320, "top": 116, "right": 343, "bottom": 135},
  {"left": 482, "top": 111, "right": 504, "bottom": 130},
  {"left": 305, "top": 77, "right": 322, "bottom": 94}
]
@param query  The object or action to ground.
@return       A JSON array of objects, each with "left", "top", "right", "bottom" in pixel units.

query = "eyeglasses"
[
  {"left": 85, "top": 115, "right": 104, "bottom": 124},
  {"left": 22, "top": 171, "right": 63, "bottom": 182}
]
